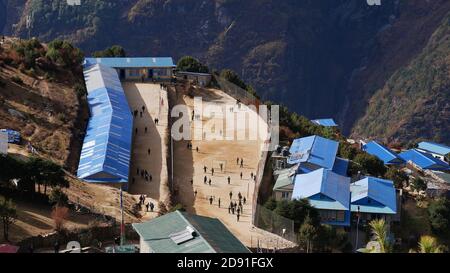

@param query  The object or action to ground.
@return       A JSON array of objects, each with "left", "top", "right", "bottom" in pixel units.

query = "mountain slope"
[
  {"left": 352, "top": 13, "right": 450, "bottom": 145},
  {"left": 1, "top": 0, "right": 449, "bottom": 143}
]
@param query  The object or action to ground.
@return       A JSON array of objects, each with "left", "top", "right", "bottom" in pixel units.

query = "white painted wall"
[{"left": 0, "top": 131, "right": 8, "bottom": 155}]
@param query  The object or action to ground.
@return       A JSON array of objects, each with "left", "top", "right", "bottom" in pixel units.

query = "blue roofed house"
[
  {"left": 84, "top": 57, "right": 176, "bottom": 81},
  {"left": 399, "top": 149, "right": 450, "bottom": 171},
  {"left": 273, "top": 135, "right": 349, "bottom": 201},
  {"left": 362, "top": 141, "right": 405, "bottom": 165},
  {"left": 77, "top": 64, "right": 133, "bottom": 186},
  {"left": 312, "top": 119, "right": 338, "bottom": 127},
  {"left": 292, "top": 168, "right": 351, "bottom": 227},
  {"left": 350, "top": 177, "right": 398, "bottom": 224},
  {"left": 417, "top": 141, "right": 450, "bottom": 163},
  {"left": 287, "top": 135, "right": 348, "bottom": 175}
]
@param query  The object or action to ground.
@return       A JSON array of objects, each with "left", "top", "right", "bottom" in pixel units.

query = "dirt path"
[
  {"left": 172, "top": 87, "right": 294, "bottom": 248},
  {"left": 122, "top": 83, "right": 170, "bottom": 220}
]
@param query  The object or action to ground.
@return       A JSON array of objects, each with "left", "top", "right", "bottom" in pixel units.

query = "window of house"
[
  {"left": 129, "top": 69, "right": 141, "bottom": 77},
  {"left": 337, "top": 211, "right": 345, "bottom": 222}
]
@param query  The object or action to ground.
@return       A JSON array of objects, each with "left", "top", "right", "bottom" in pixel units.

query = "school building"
[{"left": 84, "top": 57, "right": 176, "bottom": 81}]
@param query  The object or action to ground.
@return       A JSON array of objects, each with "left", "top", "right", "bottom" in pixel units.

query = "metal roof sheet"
[
  {"left": 77, "top": 64, "right": 133, "bottom": 183},
  {"left": 311, "top": 119, "right": 338, "bottom": 127},
  {"left": 288, "top": 135, "right": 339, "bottom": 170},
  {"left": 363, "top": 141, "right": 404, "bottom": 165},
  {"left": 132, "top": 211, "right": 249, "bottom": 253},
  {"left": 399, "top": 149, "right": 450, "bottom": 171},
  {"left": 332, "top": 157, "right": 349, "bottom": 176},
  {"left": 292, "top": 168, "right": 350, "bottom": 211},
  {"left": 85, "top": 57, "right": 176, "bottom": 68},
  {"left": 350, "top": 177, "right": 397, "bottom": 214},
  {"left": 418, "top": 142, "right": 450, "bottom": 156}
]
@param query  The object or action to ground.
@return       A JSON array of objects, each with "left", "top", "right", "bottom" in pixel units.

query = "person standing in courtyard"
[
  {"left": 150, "top": 202, "right": 154, "bottom": 212},
  {"left": 240, "top": 172, "right": 243, "bottom": 180},
  {"left": 204, "top": 166, "right": 207, "bottom": 173},
  {"left": 146, "top": 203, "right": 150, "bottom": 212},
  {"left": 240, "top": 158, "right": 244, "bottom": 168},
  {"left": 209, "top": 178, "right": 212, "bottom": 186},
  {"left": 218, "top": 198, "right": 221, "bottom": 208},
  {"left": 148, "top": 148, "right": 151, "bottom": 155},
  {"left": 228, "top": 176, "right": 231, "bottom": 185},
  {"left": 237, "top": 212, "right": 240, "bottom": 222},
  {"left": 229, "top": 191, "right": 233, "bottom": 200},
  {"left": 237, "top": 157, "right": 239, "bottom": 165},
  {"left": 209, "top": 196, "right": 213, "bottom": 205},
  {"left": 243, "top": 197, "right": 247, "bottom": 205},
  {"left": 211, "top": 168, "right": 214, "bottom": 176}
]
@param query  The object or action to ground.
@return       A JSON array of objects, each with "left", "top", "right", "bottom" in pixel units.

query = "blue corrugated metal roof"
[
  {"left": 292, "top": 168, "right": 350, "bottom": 211},
  {"left": 399, "top": 149, "right": 450, "bottom": 171},
  {"left": 350, "top": 177, "right": 397, "bottom": 214},
  {"left": 84, "top": 57, "right": 176, "bottom": 68},
  {"left": 77, "top": 64, "right": 133, "bottom": 183},
  {"left": 418, "top": 142, "right": 450, "bottom": 156},
  {"left": 363, "top": 141, "right": 404, "bottom": 165},
  {"left": 288, "top": 135, "right": 339, "bottom": 170},
  {"left": 312, "top": 119, "right": 338, "bottom": 127},
  {"left": 332, "top": 157, "right": 349, "bottom": 176}
]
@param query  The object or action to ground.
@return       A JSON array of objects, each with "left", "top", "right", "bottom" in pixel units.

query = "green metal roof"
[
  {"left": 132, "top": 211, "right": 250, "bottom": 253},
  {"left": 273, "top": 168, "right": 295, "bottom": 190}
]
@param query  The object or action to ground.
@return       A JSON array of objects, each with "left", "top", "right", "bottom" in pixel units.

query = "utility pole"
[
  {"left": 120, "top": 186, "right": 125, "bottom": 246},
  {"left": 355, "top": 206, "right": 361, "bottom": 252}
]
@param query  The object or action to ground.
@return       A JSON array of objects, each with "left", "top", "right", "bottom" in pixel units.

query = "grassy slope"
[{"left": 352, "top": 13, "right": 450, "bottom": 145}]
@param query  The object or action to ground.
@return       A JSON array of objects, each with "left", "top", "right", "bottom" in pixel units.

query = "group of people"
[
  {"left": 187, "top": 143, "right": 199, "bottom": 152},
  {"left": 136, "top": 167, "right": 152, "bottom": 182},
  {"left": 133, "top": 105, "right": 147, "bottom": 119},
  {"left": 237, "top": 157, "right": 245, "bottom": 168},
  {"left": 139, "top": 195, "right": 155, "bottom": 213}
]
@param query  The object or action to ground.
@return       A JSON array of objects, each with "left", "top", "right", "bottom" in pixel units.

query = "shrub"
[
  {"left": 428, "top": 198, "right": 450, "bottom": 235},
  {"left": 51, "top": 205, "right": 69, "bottom": 233},
  {"left": 11, "top": 76, "right": 23, "bottom": 85},
  {"left": 177, "top": 56, "right": 209, "bottom": 73},
  {"left": 49, "top": 187, "right": 69, "bottom": 206}
]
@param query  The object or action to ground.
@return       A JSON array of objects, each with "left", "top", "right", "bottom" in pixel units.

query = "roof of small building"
[
  {"left": 84, "top": 57, "right": 176, "bottom": 68},
  {"left": 288, "top": 135, "right": 339, "bottom": 170},
  {"left": 332, "top": 157, "right": 349, "bottom": 176},
  {"left": 312, "top": 119, "right": 338, "bottom": 127},
  {"left": 350, "top": 177, "right": 397, "bottom": 214},
  {"left": 273, "top": 168, "right": 296, "bottom": 190},
  {"left": 363, "top": 141, "right": 405, "bottom": 165},
  {"left": 399, "top": 149, "right": 450, "bottom": 171},
  {"left": 417, "top": 141, "right": 450, "bottom": 156},
  {"left": 292, "top": 168, "right": 350, "bottom": 211},
  {"left": 132, "top": 211, "right": 250, "bottom": 253}
]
